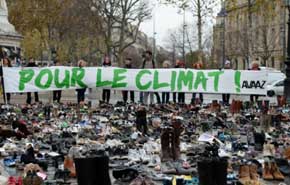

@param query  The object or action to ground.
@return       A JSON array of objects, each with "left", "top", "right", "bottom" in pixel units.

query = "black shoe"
[{"left": 112, "top": 168, "right": 139, "bottom": 182}]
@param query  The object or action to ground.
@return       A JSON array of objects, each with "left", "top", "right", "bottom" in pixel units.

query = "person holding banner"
[
  {"left": 76, "top": 60, "right": 87, "bottom": 104},
  {"left": 122, "top": 58, "right": 134, "bottom": 103},
  {"left": 191, "top": 62, "right": 204, "bottom": 105},
  {"left": 0, "top": 57, "right": 12, "bottom": 104},
  {"left": 141, "top": 50, "right": 161, "bottom": 105},
  {"left": 26, "top": 58, "right": 39, "bottom": 104},
  {"left": 222, "top": 60, "right": 232, "bottom": 105},
  {"left": 102, "top": 56, "right": 111, "bottom": 104},
  {"left": 162, "top": 60, "right": 171, "bottom": 104},
  {"left": 176, "top": 60, "right": 186, "bottom": 104},
  {"left": 250, "top": 62, "right": 261, "bottom": 103},
  {"left": 52, "top": 60, "right": 62, "bottom": 103}
]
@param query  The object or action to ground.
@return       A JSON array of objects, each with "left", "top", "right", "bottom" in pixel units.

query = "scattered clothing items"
[{"left": 0, "top": 100, "right": 289, "bottom": 185}]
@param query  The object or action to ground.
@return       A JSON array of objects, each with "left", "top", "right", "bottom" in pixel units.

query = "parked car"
[
  {"left": 267, "top": 79, "right": 284, "bottom": 97},
  {"left": 266, "top": 71, "right": 285, "bottom": 85}
]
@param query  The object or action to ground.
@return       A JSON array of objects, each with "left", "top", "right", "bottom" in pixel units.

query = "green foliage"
[{"left": 7, "top": 0, "right": 106, "bottom": 64}]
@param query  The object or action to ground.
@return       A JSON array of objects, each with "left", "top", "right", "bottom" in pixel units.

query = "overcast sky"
[{"left": 140, "top": 2, "right": 194, "bottom": 47}]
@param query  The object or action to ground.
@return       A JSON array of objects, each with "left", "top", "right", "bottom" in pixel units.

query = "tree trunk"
[{"left": 197, "top": 0, "right": 202, "bottom": 51}]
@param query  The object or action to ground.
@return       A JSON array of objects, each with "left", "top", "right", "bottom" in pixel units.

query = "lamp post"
[
  {"left": 217, "top": 1, "right": 227, "bottom": 68},
  {"left": 284, "top": 0, "right": 290, "bottom": 104}
]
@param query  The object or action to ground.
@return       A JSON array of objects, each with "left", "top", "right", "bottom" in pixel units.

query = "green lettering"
[
  {"left": 112, "top": 69, "right": 127, "bottom": 88},
  {"left": 194, "top": 71, "right": 208, "bottom": 90},
  {"left": 96, "top": 68, "right": 112, "bottom": 87},
  {"left": 208, "top": 71, "right": 224, "bottom": 92},
  {"left": 35, "top": 69, "right": 53, "bottom": 89},
  {"left": 55, "top": 69, "right": 70, "bottom": 88},
  {"left": 136, "top": 70, "right": 152, "bottom": 90},
  {"left": 19, "top": 69, "right": 34, "bottom": 91},
  {"left": 71, "top": 68, "right": 86, "bottom": 87},
  {"left": 153, "top": 71, "right": 169, "bottom": 90},
  {"left": 177, "top": 70, "right": 194, "bottom": 91},
  {"left": 171, "top": 71, "right": 177, "bottom": 91}
]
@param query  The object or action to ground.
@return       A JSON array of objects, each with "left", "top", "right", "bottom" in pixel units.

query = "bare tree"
[
  {"left": 161, "top": 0, "right": 217, "bottom": 51},
  {"left": 90, "top": 0, "right": 151, "bottom": 66},
  {"left": 165, "top": 22, "right": 213, "bottom": 64}
]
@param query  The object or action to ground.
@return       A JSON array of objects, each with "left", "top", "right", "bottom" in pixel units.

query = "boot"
[
  {"left": 271, "top": 162, "right": 284, "bottom": 181},
  {"left": 172, "top": 121, "right": 182, "bottom": 160},
  {"left": 284, "top": 147, "right": 290, "bottom": 160},
  {"left": 249, "top": 164, "right": 259, "bottom": 181},
  {"left": 262, "top": 162, "right": 273, "bottom": 180},
  {"left": 64, "top": 156, "right": 76, "bottom": 177},
  {"left": 239, "top": 165, "right": 251, "bottom": 184},
  {"left": 198, "top": 159, "right": 214, "bottom": 185},
  {"left": 236, "top": 100, "right": 242, "bottom": 113},
  {"left": 213, "top": 158, "right": 227, "bottom": 185},
  {"left": 230, "top": 100, "right": 237, "bottom": 114},
  {"left": 74, "top": 156, "right": 111, "bottom": 185},
  {"left": 161, "top": 128, "right": 171, "bottom": 162}
]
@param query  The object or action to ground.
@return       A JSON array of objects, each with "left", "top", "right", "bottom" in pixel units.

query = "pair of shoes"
[
  {"left": 8, "top": 176, "right": 22, "bottom": 185},
  {"left": 263, "top": 162, "right": 284, "bottom": 181},
  {"left": 239, "top": 164, "right": 260, "bottom": 185}
]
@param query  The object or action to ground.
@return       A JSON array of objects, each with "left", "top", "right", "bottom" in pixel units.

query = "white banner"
[{"left": 3, "top": 67, "right": 268, "bottom": 95}]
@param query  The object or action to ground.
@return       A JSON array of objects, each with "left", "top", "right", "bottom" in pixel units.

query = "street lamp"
[{"left": 284, "top": 0, "right": 290, "bottom": 104}]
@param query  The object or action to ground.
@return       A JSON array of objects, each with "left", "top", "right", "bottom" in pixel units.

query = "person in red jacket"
[{"left": 250, "top": 62, "right": 261, "bottom": 103}]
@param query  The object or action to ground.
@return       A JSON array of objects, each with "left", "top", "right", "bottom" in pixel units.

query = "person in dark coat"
[{"left": 26, "top": 58, "right": 39, "bottom": 104}]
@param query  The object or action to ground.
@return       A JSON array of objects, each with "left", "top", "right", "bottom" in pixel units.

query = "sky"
[{"left": 140, "top": 2, "right": 194, "bottom": 47}]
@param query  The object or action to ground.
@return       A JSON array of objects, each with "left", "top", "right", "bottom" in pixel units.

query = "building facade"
[{"left": 213, "top": 0, "right": 287, "bottom": 70}]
